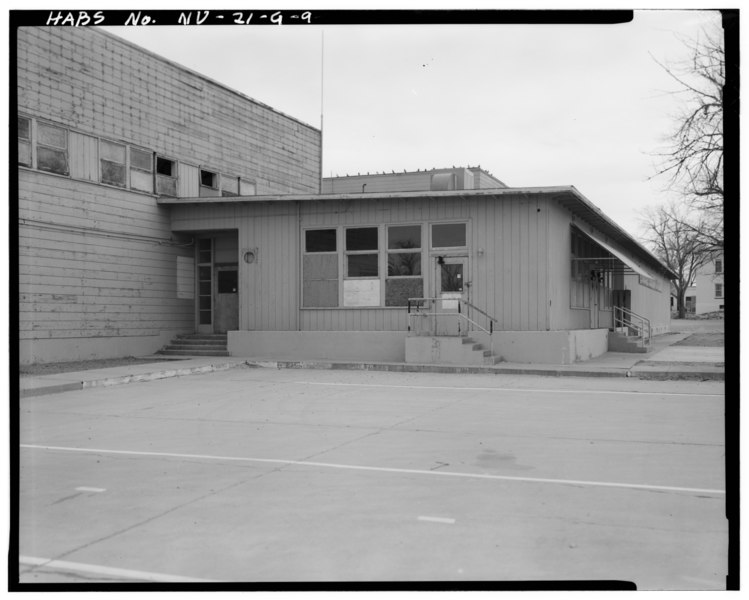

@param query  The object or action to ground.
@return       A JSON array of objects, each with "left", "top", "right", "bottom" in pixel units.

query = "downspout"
[
  {"left": 545, "top": 197, "right": 551, "bottom": 331},
  {"left": 297, "top": 200, "right": 302, "bottom": 331}
]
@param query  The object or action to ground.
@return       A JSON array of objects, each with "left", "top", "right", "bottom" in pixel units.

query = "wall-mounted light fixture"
[{"left": 243, "top": 248, "right": 258, "bottom": 264}]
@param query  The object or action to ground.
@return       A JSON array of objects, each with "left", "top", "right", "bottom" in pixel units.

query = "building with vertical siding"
[{"left": 17, "top": 26, "right": 675, "bottom": 366}]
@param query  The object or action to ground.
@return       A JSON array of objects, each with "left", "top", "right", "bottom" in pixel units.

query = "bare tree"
[
  {"left": 641, "top": 202, "right": 715, "bottom": 318},
  {"left": 651, "top": 24, "right": 724, "bottom": 250}
]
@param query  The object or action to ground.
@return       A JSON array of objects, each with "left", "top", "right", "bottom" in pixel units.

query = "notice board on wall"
[{"left": 343, "top": 279, "right": 380, "bottom": 307}]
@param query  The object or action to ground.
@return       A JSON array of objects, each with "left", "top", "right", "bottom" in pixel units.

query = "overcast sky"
[{"left": 104, "top": 9, "right": 723, "bottom": 241}]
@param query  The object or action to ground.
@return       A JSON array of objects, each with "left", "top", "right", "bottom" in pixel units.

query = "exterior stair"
[
  {"left": 158, "top": 333, "right": 230, "bottom": 357},
  {"left": 608, "top": 330, "right": 648, "bottom": 353},
  {"left": 405, "top": 335, "right": 499, "bottom": 365},
  {"left": 462, "top": 336, "right": 501, "bottom": 365}
]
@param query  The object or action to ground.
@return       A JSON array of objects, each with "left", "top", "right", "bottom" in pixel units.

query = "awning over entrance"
[{"left": 573, "top": 225, "right": 656, "bottom": 279}]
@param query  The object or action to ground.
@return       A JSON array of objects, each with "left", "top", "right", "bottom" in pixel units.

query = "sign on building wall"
[{"left": 177, "top": 256, "right": 195, "bottom": 299}]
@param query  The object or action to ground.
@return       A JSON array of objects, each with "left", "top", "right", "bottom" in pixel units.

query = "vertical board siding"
[
  {"left": 178, "top": 163, "right": 200, "bottom": 197},
  {"left": 68, "top": 131, "right": 98, "bottom": 182},
  {"left": 171, "top": 193, "right": 554, "bottom": 334}
]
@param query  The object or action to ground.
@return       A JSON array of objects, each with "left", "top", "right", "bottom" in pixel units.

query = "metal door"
[
  {"left": 434, "top": 256, "right": 468, "bottom": 335},
  {"left": 214, "top": 265, "right": 239, "bottom": 333}
]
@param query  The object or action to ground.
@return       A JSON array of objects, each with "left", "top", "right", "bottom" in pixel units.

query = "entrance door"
[
  {"left": 434, "top": 256, "right": 468, "bottom": 335},
  {"left": 214, "top": 266, "right": 239, "bottom": 333}
]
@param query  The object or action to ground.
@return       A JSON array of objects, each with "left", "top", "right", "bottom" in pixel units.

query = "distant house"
[
  {"left": 677, "top": 254, "right": 725, "bottom": 315},
  {"left": 17, "top": 27, "right": 675, "bottom": 366}
]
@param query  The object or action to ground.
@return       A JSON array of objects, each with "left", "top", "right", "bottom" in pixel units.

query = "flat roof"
[{"left": 159, "top": 186, "right": 675, "bottom": 278}]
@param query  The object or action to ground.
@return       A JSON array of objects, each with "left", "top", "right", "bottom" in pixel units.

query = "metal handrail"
[
  {"left": 407, "top": 297, "right": 500, "bottom": 354},
  {"left": 613, "top": 305, "right": 651, "bottom": 346}
]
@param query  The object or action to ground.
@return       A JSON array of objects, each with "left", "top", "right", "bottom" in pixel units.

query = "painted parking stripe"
[
  {"left": 294, "top": 381, "right": 724, "bottom": 398},
  {"left": 418, "top": 516, "right": 456, "bottom": 524},
  {"left": 21, "top": 444, "right": 726, "bottom": 496},
  {"left": 20, "top": 555, "right": 217, "bottom": 583}
]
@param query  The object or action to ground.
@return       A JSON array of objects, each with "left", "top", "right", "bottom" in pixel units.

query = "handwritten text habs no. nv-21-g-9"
[{"left": 45, "top": 11, "right": 313, "bottom": 27}]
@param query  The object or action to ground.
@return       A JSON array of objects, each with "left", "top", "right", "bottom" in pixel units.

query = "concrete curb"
[
  {"left": 250, "top": 360, "right": 725, "bottom": 381},
  {"left": 20, "top": 361, "right": 252, "bottom": 398}
]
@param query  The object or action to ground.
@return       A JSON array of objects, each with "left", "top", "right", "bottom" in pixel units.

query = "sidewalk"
[{"left": 18, "top": 331, "right": 724, "bottom": 398}]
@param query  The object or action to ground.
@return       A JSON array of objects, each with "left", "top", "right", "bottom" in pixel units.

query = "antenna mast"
[{"left": 319, "top": 30, "right": 324, "bottom": 195}]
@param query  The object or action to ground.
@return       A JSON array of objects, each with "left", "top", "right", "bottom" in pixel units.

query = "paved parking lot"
[{"left": 17, "top": 367, "right": 727, "bottom": 589}]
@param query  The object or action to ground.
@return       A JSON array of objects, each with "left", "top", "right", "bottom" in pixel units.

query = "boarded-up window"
[
  {"left": 100, "top": 140, "right": 127, "bottom": 187},
  {"left": 343, "top": 279, "right": 380, "bottom": 307},
  {"left": 156, "top": 156, "right": 177, "bottom": 196},
  {"left": 303, "top": 254, "right": 339, "bottom": 307},
  {"left": 130, "top": 147, "right": 153, "bottom": 193},
  {"left": 386, "top": 278, "right": 423, "bottom": 307},
  {"left": 37, "top": 122, "right": 68, "bottom": 175},
  {"left": 177, "top": 256, "right": 195, "bottom": 299},
  {"left": 18, "top": 116, "right": 31, "bottom": 167},
  {"left": 239, "top": 179, "right": 257, "bottom": 196}
]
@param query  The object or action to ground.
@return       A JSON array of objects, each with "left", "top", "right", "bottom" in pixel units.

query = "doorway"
[
  {"left": 434, "top": 255, "right": 468, "bottom": 335},
  {"left": 195, "top": 233, "right": 239, "bottom": 334}
]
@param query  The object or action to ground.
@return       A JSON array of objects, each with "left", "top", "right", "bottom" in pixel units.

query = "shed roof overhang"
[
  {"left": 159, "top": 185, "right": 676, "bottom": 279},
  {"left": 572, "top": 224, "right": 656, "bottom": 279}
]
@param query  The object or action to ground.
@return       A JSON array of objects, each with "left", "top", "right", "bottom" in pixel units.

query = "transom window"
[
  {"left": 431, "top": 222, "right": 466, "bottom": 248},
  {"left": 305, "top": 229, "right": 337, "bottom": 253}
]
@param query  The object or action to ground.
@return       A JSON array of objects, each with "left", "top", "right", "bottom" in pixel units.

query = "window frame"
[
  {"left": 155, "top": 155, "right": 178, "bottom": 197},
  {"left": 387, "top": 224, "right": 423, "bottom": 278},
  {"left": 18, "top": 115, "right": 32, "bottom": 167},
  {"left": 129, "top": 146, "right": 154, "bottom": 193},
  {"left": 302, "top": 227, "right": 340, "bottom": 308},
  {"left": 715, "top": 283, "right": 724, "bottom": 299},
  {"left": 715, "top": 258, "right": 723, "bottom": 274},
  {"left": 344, "top": 226, "right": 380, "bottom": 279},
  {"left": 99, "top": 138, "right": 128, "bottom": 188},
  {"left": 35, "top": 120, "right": 69, "bottom": 176}
]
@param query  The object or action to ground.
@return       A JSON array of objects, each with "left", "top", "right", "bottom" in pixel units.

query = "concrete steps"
[
  {"left": 158, "top": 334, "right": 230, "bottom": 357},
  {"left": 406, "top": 335, "right": 499, "bottom": 365},
  {"left": 608, "top": 331, "right": 649, "bottom": 353}
]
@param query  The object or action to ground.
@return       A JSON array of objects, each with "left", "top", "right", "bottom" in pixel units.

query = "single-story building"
[{"left": 160, "top": 183, "right": 675, "bottom": 365}]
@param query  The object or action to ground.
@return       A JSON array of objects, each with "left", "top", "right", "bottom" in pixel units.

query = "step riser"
[{"left": 159, "top": 350, "right": 231, "bottom": 356}]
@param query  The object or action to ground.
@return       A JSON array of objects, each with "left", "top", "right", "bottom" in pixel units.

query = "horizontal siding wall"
[
  {"left": 18, "top": 27, "right": 321, "bottom": 195},
  {"left": 19, "top": 170, "right": 194, "bottom": 363}
]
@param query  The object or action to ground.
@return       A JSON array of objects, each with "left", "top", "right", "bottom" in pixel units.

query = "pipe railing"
[
  {"left": 613, "top": 305, "right": 652, "bottom": 347},
  {"left": 407, "top": 297, "right": 499, "bottom": 353}
]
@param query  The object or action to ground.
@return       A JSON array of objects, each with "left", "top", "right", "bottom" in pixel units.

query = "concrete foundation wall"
[
  {"left": 406, "top": 329, "right": 608, "bottom": 365},
  {"left": 19, "top": 330, "right": 178, "bottom": 365},
  {"left": 229, "top": 331, "right": 407, "bottom": 362}
]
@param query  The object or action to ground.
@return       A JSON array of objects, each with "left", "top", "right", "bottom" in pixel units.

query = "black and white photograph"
[{"left": 11, "top": 4, "right": 736, "bottom": 592}]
